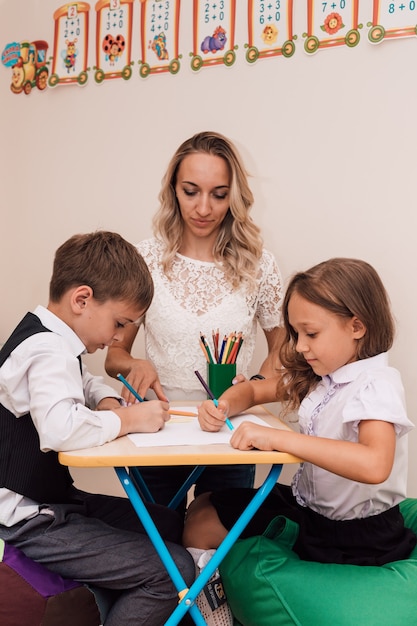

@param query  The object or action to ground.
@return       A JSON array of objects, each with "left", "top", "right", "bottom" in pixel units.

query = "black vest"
[{"left": 0, "top": 312, "right": 74, "bottom": 503}]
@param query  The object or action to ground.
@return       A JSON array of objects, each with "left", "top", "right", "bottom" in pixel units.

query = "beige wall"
[{"left": 1, "top": 1, "right": 416, "bottom": 496}]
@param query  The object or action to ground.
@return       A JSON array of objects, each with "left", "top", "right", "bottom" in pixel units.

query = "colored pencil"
[
  {"left": 117, "top": 373, "right": 144, "bottom": 402},
  {"left": 200, "top": 333, "right": 215, "bottom": 363},
  {"left": 194, "top": 370, "right": 234, "bottom": 431},
  {"left": 221, "top": 333, "right": 232, "bottom": 364},
  {"left": 226, "top": 334, "right": 240, "bottom": 364},
  {"left": 218, "top": 335, "right": 227, "bottom": 363},
  {"left": 118, "top": 375, "right": 197, "bottom": 418},
  {"left": 212, "top": 329, "right": 220, "bottom": 363},
  {"left": 199, "top": 339, "right": 210, "bottom": 362}
]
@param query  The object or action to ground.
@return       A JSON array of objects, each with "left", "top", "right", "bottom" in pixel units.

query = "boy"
[{"left": 0, "top": 231, "right": 194, "bottom": 625}]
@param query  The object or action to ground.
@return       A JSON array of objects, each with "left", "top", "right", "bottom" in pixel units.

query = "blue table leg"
[
  {"left": 165, "top": 463, "right": 283, "bottom": 625},
  {"left": 168, "top": 466, "right": 206, "bottom": 510},
  {"left": 115, "top": 467, "right": 206, "bottom": 625},
  {"left": 129, "top": 465, "right": 206, "bottom": 510},
  {"left": 115, "top": 464, "right": 282, "bottom": 625},
  {"left": 130, "top": 467, "right": 156, "bottom": 503}
]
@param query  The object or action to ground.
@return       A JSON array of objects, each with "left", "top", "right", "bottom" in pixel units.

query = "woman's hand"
[
  {"left": 121, "top": 360, "right": 168, "bottom": 403},
  {"left": 231, "top": 373, "right": 247, "bottom": 385}
]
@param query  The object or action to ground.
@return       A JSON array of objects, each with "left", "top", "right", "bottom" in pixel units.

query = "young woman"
[
  {"left": 105, "top": 131, "right": 284, "bottom": 508},
  {"left": 184, "top": 258, "right": 416, "bottom": 565}
]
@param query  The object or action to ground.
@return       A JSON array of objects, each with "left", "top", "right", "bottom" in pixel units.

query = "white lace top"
[{"left": 137, "top": 238, "right": 283, "bottom": 400}]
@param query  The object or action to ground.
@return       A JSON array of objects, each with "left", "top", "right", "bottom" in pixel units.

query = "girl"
[{"left": 184, "top": 258, "right": 416, "bottom": 565}]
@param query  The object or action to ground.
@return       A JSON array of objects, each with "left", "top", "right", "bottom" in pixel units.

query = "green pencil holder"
[{"left": 207, "top": 363, "right": 237, "bottom": 399}]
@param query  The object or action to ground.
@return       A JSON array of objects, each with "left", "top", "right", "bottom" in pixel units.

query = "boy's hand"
[
  {"left": 96, "top": 397, "right": 123, "bottom": 411},
  {"left": 115, "top": 401, "right": 170, "bottom": 436},
  {"left": 198, "top": 399, "right": 231, "bottom": 432}
]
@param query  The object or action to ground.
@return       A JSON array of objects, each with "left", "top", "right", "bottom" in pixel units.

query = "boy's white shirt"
[{"left": 0, "top": 305, "right": 121, "bottom": 526}]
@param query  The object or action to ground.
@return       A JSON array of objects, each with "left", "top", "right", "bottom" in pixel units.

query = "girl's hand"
[
  {"left": 121, "top": 361, "right": 168, "bottom": 403},
  {"left": 198, "top": 399, "right": 231, "bottom": 432},
  {"left": 115, "top": 400, "right": 170, "bottom": 436},
  {"left": 230, "top": 422, "right": 277, "bottom": 451}
]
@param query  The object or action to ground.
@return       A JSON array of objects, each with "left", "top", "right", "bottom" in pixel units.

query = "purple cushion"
[
  {"left": 0, "top": 539, "right": 101, "bottom": 626},
  {"left": 2, "top": 542, "right": 80, "bottom": 596}
]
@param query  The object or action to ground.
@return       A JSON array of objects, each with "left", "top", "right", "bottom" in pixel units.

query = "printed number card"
[
  {"left": 49, "top": 2, "right": 90, "bottom": 87},
  {"left": 94, "top": 0, "right": 134, "bottom": 83},
  {"left": 246, "top": 0, "right": 296, "bottom": 63},
  {"left": 367, "top": 0, "right": 417, "bottom": 43},
  {"left": 138, "top": 0, "right": 181, "bottom": 78},
  {"left": 190, "top": 0, "right": 236, "bottom": 71},
  {"left": 302, "top": 0, "right": 362, "bottom": 54}
]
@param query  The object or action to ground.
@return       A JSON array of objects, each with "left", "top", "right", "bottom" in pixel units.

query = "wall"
[{"left": 1, "top": 1, "right": 416, "bottom": 496}]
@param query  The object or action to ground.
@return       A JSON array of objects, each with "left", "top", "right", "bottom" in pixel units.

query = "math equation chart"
[
  {"left": 367, "top": 0, "right": 417, "bottom": 43},
  {"left": 138, "top": 0, "right": 181, "bottom": 77},
  {"left": 245, "top": 0, "right": 296, "bottom": 63},
  {"left": 190, "top": 0, "right": 236, "bottom": 71},
  {"left": 302, "top": 0, "right": 362, "bottom": 54},
  {"left": 49, "top": 2, "right": 90, "bottom": 87},
  {"left": 94, "top": 0, "right": 135, "bottom": 83}
]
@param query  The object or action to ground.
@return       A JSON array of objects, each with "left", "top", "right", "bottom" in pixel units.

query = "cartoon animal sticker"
[
  {"left": 261, "top": 24, "right": 278, "bottom": 46},
  {"left": 149, "top": 32, "right": 169, "bottom": 60},
  {"left": 201, "top": 26, "right": 227, "bottom": 53},
  {"left": 61, "top": 39, "right": 78, "bottom": 73},
  {"left": 102, "top": 34, "right": 126, "bottom": 66}
]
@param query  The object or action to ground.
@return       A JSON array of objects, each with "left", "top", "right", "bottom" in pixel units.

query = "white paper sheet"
[{"left": 127, "top": 409, "right": 271, "bottom": 448}]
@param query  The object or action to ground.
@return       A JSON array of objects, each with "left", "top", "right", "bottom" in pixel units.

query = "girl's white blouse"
[
  {"left": 137, "top": 238, "right": 283, "bottom": 399},
  {"left": 293, "top": 353, "right": 414, "bottom": 520}
]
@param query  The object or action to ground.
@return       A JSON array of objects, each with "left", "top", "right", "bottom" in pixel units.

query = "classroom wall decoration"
[
  {"left": 3, "top": 40, "right": 50, "bottom": 95},
  {"left": 94, "top": 0, "right": 135, "bottom": 83},
  {"left": 49, "top": 2, "right": 90, "bottom": 87},
  {"left": 190, "top": 0, "right": 236, "bottom": 71},
  {"left": 368, "top": 0, "right": 417, "bottom": 43},
  {"left": 2, "top": 0, "right": 417, "bottom": 95},
  {"left": 138, "top": 0, "right": 181, "bottom": 77},
  {"left": 245, "top": 0, "right": 296, "bottom": 63},
  {"left": 302, "top": 0, "right": 361, "bottom": 54}
]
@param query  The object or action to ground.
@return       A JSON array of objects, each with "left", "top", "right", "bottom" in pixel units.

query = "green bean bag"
[{"left": 220, "top": 498, "right": 417, "bottom": 626}]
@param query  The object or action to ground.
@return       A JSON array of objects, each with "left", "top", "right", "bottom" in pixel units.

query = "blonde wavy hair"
[{"left": 152, "top": 131, "right": 263, "bottom": 289}]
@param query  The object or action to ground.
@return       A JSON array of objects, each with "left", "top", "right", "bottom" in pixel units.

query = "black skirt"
[{"left": 210, "top": 484, "right": 417, "bottom": 565}]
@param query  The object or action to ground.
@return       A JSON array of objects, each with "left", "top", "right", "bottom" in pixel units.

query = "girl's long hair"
[
  {"left": 277, "top": 258, "right": 395, "bottom": 414},
  {"left": 152, "top": 131, "right": 263, "bottom": 289}
]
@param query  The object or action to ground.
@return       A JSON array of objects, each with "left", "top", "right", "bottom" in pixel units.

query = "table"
[{"left": 59, "top": 404, "right": 301, "bottom": 625}]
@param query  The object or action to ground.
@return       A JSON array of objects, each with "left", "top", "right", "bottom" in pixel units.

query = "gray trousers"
[{"left": 0, "top": 490, "right": 195, "bottom": 625}]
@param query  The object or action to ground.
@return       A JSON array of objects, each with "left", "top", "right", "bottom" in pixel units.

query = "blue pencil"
[
  {"left": 218, "top": 335, "right": 227, "bottom": 364},
  {"left": 194, "top": 370, "right": 234, "bottom": 431},
  {"left": 117, "top": 373, "right": 144, "bottom": 403}
]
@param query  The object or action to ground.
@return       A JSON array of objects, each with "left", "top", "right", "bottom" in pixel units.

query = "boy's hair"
[
  {"left": 278, "top": 257, "right": 395, "bottom": 413},
  {"left": 49, "top": 231, "right": 153, "bottom": 310}
]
